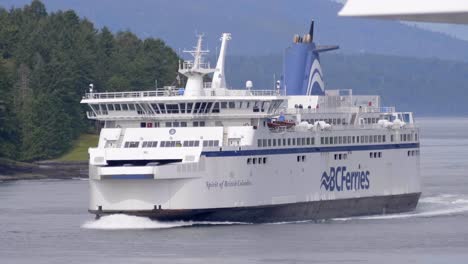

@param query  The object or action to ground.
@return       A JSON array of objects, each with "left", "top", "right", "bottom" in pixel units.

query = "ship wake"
[
  {"left": 336, "top": 194, "right": 468, "bottom": 221},
  {"left": 81, "top": 214, "right": 246, "bottom": 230}
]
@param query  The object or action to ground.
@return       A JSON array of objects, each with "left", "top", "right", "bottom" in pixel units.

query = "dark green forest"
[
  {"left": 224, "top": 53, "right": 468, "bottom": 116},
  {"left": 0, "top": 1, "right": 179, "bottom": 161}
]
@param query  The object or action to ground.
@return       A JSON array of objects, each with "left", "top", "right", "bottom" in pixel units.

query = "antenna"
[
  {"left": 309, "top": 20, "right": 315, "bottom": 41},
  {"left": 183, "top": 34, "right": 210, "bottom": 70}
]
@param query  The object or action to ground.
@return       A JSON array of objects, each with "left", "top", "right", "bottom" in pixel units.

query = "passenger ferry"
[{"left": 81, "top": 22, "right": 421, "bottom": 222}]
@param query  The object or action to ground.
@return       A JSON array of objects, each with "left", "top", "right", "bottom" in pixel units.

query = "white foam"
[
  {"left": 81, "top": 214, "right": 247, "bottom": 230},
  {"left": 334, "top": 194, "right": 468, "bottom": 221}
]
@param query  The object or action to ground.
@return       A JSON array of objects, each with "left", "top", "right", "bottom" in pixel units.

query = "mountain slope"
[
  {"left": 2, "top": 0, "right": 468, "bottom": 61},
  {"left": 224, "top": 53, "right": 468, "bottom": 116}
]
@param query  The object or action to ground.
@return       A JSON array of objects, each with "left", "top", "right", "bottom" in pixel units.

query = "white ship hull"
[{"left": 89, "top": 142, "right": 420, "bottom": 222}]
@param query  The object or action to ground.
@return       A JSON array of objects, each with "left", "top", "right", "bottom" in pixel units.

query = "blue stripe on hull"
[
  {"left": 102, "top": 174, "right": 154, "bottom": 180},
  {"left": 202, "top": 143, "right": 419, "bottom": 157}
]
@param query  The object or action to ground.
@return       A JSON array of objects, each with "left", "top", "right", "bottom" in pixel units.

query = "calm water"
[{"left": 1, "top": 117, "right": 468, "bottom": 264}]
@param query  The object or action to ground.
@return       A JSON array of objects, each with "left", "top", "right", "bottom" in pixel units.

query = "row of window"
[
  {"left": 303, "top": 118, "right": 347, "bottom": 126},
  {"left": 258, "top": 137, "right": 315, "bottom": 148},
  {"left": 91, "top": 100, "right": 280, "bottom": 115},
  {"left": 149, "top": 101, "right": 279, "bottom": 114},
  {"left": 183, "top": 140, "right": 200, "bottom": 147},
  {"left": 91, "top": 103, "right": 140, "bottom": 113},
  {"left": 123, "top": 140, "right": 216, "bottom": 148},
  {"left": 202, "top": 140, "right": 220, "bottom": 147},
  {"left": 140, "top": 121, "right": 205, "bottom": 128},
  {"left": 321, "top": 135, "right": 387, "bottom": 145},
  {"left": 370, "top": 152, "right": 382, "bottom": 158},
  {"left": 247, "top": 157, "right": 268, "bottom": 165},
  {"left": 334, "top": 153, "right": 348, "bottom": 160},
  {"left": 123, "top": 141, "right": 139, "bottom": 148},
  {"left": 361, "top": 117, "right": 380, "bottom": 124},
  {"left": 408, "top": 150, "right": 420, "bottom": 157},
  {"left": 160, "top": 141, "right": 182, "bottom": 147},
  {"left": 142, "top": 141, "right": 158, "bottom": 148},
  {"left": 257, "top": 133, "right": 418, "bottom": 148},
  {"left": 401, "top": 133, "right": 417, "bottom": 142},
  {"left": 297, "top": 155, "right": 306, "bottom": 162}
]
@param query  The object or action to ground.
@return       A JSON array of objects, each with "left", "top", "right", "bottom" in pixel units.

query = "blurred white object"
[{"left": 339, "top": 0, "right": 468, "bottom": 24}]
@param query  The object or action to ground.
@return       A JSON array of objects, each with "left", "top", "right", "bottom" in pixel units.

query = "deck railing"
[{"left": 83, "top": 88, "right": 280, "bottom": 100}]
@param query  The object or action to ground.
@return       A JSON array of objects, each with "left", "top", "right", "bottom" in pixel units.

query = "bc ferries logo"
[
  {"left": 320, "top": 166, "right": 370, "bottom": 192},
  {"left": 306, "top": 59, "right": 325, "bottom": 96}
]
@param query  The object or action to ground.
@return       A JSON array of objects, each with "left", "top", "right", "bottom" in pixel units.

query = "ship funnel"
[{"left": 282, "top": 20, "right": 339, "bottom": 96}]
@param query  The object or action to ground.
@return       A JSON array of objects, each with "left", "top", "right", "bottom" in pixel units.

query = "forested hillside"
[
  {"left": 0, "top": 1, "right": 179, "bottom": 161},
  {"left": 224, "top": 53, "right": 468, "bottom": 116},
  {"left": 4, "top": 0, "right": 468, "bottom": 61}
]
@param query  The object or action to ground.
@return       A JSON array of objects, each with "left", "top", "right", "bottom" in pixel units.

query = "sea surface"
[{"left": 1, "top": 117, "right": 468, "bottom": 264}]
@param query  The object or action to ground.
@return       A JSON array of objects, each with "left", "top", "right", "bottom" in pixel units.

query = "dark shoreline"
[{"left": 0, "top": 159, "right": 88, "bottom": 182}]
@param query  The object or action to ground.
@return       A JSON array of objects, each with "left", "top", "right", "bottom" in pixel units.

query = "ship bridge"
[{"left": 81, "top": 88, "right": 285, "bottom": 122}]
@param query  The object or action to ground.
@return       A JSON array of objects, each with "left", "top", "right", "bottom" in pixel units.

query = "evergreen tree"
[{"left": 0, "top": 0, "right": 180, "bottom": 161}]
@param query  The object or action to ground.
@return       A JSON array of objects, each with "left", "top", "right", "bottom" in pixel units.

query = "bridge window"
[
  {"left": 166, "top": 104, "right": 178, "bottom": 114},
  {"left": 212, "top": 102, "right": 220, "bottom": 113},
  {"left": 187, "top": 103, "right": 193, "bottom": 113},
  {"left": 158, "top": 103, "right": 166, "bottom": 114},
  {"left": 136, "top": 104, "right": 143, "bottom": 115},
  {"left": 205, "top": 102, "right": 213, "bottom": 113},
  {"left": 179, "top": 103, "right": 186, "bottom": 114}
]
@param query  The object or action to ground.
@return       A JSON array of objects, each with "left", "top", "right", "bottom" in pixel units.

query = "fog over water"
[{"left": 1, "top": 117, "right": 467, "bottom": 263}]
